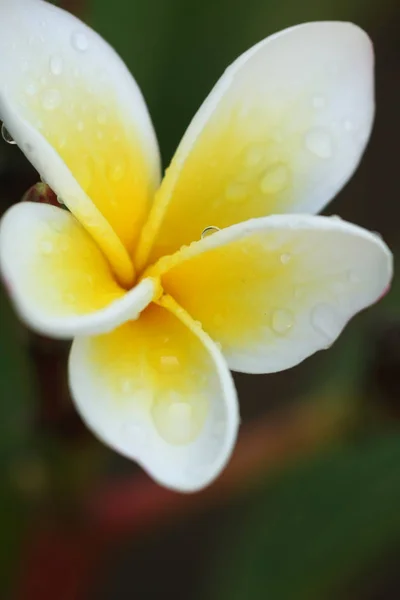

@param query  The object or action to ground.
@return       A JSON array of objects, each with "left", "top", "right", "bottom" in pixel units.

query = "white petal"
[
  {"left": 137, "top": 21, "right": 374, "bottom": 268},
  {"left": 0, "top": 0, "right": 161, "bottom": 283},
  {"left": 149, "top": 215, "right": 392, "bottom": 374},
  {"left": 0, "top": 202, "right": 155, "bottom": 338},
  {"left": 69, "top": 298, "right": 239, "bottom": 492}
]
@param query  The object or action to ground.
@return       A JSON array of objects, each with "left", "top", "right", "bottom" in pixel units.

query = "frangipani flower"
[{"left": 0, "top": 0, "right": 392, "bottom": 492}]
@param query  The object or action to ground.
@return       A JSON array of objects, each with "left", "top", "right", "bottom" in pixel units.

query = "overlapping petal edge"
[{"left": 0, "top": 0, "right": 393, "bottom": 491}]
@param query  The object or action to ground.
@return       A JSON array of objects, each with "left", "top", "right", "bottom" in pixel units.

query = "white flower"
[{"left": 0, "top": 0, "right": 392, "bottom": 492}]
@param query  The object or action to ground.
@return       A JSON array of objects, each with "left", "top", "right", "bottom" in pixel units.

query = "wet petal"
[
  {"left": 0, "top": 203, "right": 155, "bottom": 338},
  {"left": 0, "top": 0, "right": 160, "bottom": 284},
  {"left": 137, "top": 22, "right": 374, "bottom": 268},
  {"left": 149, "top": 215, "right": 392, "bottom": 373},
  {"left": 69, "top": 297, "right": 238, "bottom": 492}
]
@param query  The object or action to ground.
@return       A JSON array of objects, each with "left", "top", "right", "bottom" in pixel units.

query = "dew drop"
[
  {"left": 120, "top": 378, "right": 133, "bottom": 394},
  {"left": 271, "top": 309, "right": 294, "bottom": 335},
  {"left": 304, "top": 128, "right": 333, "bottom": 159},
  {"left": 152, "top": 400, "right": 193, "bottom": 445},
  {"left": 260, "top": 163, "right": 290, "bottom": 194},
  {"left": 39, "top": 240, "right": 53, "bottom": 255},
  {"left": 77, "top": 120, "right": 84, "bottom": 132},
  {"left": 348, "top": 270, "right": 361, "bottom": 284},
  {"left": 280, "top": 253, "right": 291, "bottom": 265},
  {"left": 312, "top": 95, "right": 326, "bottom": 109},
  {"left": 1, "top": 124, "right": 16, "bottom": 145},
  {"left": 226, "top": 181, "right": 247, "bottom": 202},
  {"left": 343, "top": 119, "right": 354, "bottom": 132},
  {"left": 25, "top": 82, "right": 37, "bottom": 97},
  {"left": 201, "top": 226, "right": 220, "bottom": 239},
  {"left": 49, "top": 54, "right": 63, "bottom": 76},
  {"left": 151, "top": 392, "right": 208, "bottom": 446},
  {"left": 108, "top": 161, "right": 126, "bottom": 183},
  {"left": 41, "top": 89, "right": 61, "bottom": 111},
  {"left": 244, "top": 144, "right": 264, "bottom": 167},
  {"left": 311, "top": 303, "right": 339, "bottom": 343},
  {"left": 148, "top": 348, "right": 181, "bottom": 374},
  {"left": 122, "top": 422, "right": 148, "bottom": 447},
  {"left": 71, "top": 31, "right": 89, "bottom": 52}
]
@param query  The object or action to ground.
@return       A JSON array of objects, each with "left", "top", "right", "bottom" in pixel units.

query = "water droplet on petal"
[
  {"left": 151, "top": 392, "right": 208, "bottom": 446},
  {"left": 348, "top": 270, "right": 361, "bottom": 284},
  {"left": 311, "top": 303, "right": 339, "bottom": 344},
  {"left": 1, "top": 124, "right": 16, "bottom": 145},
  {"left": 122, "top": 421, "right": 148, "bottom": 447},
  {"left": 312, "top": 95, "right": 326, "bottom": 109},
  {"left": 41, "top": 89, "right": 61, "bottom": 111},
  {"left": 271, "top": 309, "right": 294, "bottom": 335},
  {"left": 108, "top": 161, "right": 126, "bottom": 182},
  {"left": 343, "top": 119, "right": 354, "bottom": 132},
  {"left": 71, "top": 31, "right": 89, "bottom": 52},
  {"left": 39, "top": 240, "right": 53, "bottom": 255},
  {"left": 49, "top": 54, "right": 63, "bottom": 76},
  {"left": 120, "top": 378, "right": 133, "bottom": 394},
  {"left": 25, "top": 82, "right": 37, "bottom": 97},
  {"left": 260, "top": 164, "right": 290, "bottom": 194},
  {"left": 244, "top": 144, "right": 264, "bottom": 167},
  {"left": 226, "top": 181, "right": 247, "bottom": 202},
  {"left": 201, "top": 226, "right": 220, "bottom": 239},
  {"left": 280, "top": 253, "right": 291, "bottom": 265},
  {"left": 148, "top": 347, "right": 181, "bottom": 374},
  {"left": 304, "top": 128, "right": 333, "bottom": 159},
  {"left": 77, "top": 120, "right": 84, "bottom": 132}
]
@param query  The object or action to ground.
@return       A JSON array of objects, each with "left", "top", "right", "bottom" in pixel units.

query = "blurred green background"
[{"left": 1, "top": 0, "right": 400, "bottom": 598}]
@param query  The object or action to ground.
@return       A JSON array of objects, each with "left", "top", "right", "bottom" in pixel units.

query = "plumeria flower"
[{"left": 0, "top": 0, "right": 392, "bottom": 492}]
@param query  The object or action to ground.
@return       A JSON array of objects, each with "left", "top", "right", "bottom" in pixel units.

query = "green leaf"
[
  {"left": 0, "top": 290, "right": 36, "bottom": 461},
  {"left": 211, "top": 432, "right": 400, "bottom": 600},
  {"left": 0, "top": 290, "right": 37, "bottom": 593},
  {"left": 87, "top": 0, "right": 397, "bottom": 162}
]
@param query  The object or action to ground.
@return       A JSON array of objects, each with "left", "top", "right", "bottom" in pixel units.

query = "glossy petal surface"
[
  {"left": 0, "top": 203, "right": 155, "bottom": 337},
  {"left": 149, "top": 215, "right": 392, "bottom": 373},
  {"left": 0, "top": 0, "right": 160, "bottom": 283},
  {"left": 137, "top": 22, "right": 374, "bottom": 268},
  {"left": 69, "top": 297, "right": 238, "bottom": 491}
]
